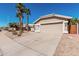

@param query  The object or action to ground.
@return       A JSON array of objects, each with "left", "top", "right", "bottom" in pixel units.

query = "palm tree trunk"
[
  {"left": 26, "top": 15, "right": 29, "bottom": 31},
  {"left": 19, "top": 16, "right": 23, "bottom": 36}
]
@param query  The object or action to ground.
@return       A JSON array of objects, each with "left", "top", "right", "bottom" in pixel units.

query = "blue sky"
[{"left": 0, "top": 3, "right": 79, "bottom": 27}]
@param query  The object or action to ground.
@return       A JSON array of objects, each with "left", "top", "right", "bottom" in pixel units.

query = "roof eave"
[{"left": 34, "top": 14, "right": 72, "bottom": 24}]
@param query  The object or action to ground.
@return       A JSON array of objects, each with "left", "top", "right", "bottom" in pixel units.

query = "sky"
[{"left": 0, "top": 3, "right": 79, "bottom": 27}]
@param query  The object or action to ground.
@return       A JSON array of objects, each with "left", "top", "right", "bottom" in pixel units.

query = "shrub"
[{"left": 70, "top": 18, "right": 78, "bottom": 25}]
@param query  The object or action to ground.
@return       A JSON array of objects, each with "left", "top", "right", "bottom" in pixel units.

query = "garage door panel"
[{"left": 40, "top": 23, "right": 63, "bottom": 33}]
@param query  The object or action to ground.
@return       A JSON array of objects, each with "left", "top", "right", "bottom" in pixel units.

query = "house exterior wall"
[
  {"left": 35, "top": 16, "right": 69, "bottom": 33},
  {"left": 35, "top": 17, "right": 65, "bottom": 24}
]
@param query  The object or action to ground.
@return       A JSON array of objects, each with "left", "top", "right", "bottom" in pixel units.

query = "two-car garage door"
[{"left": 40, "top": 22, "right": 63, "bottom": 34}]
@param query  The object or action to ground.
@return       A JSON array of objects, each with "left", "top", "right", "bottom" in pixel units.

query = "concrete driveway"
[
  {"left": 12, "top": 31, "right": 62, "bottom": 56},
  {"left": 0, "top": 31, "right": 62, "bottom": 56},
  {"left": 0, "top": 31, "right": 42, "bottom": 56}
]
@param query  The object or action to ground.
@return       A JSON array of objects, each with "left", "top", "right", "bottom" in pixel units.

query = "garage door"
[{"left": 40, "top": 23, "right": 63, "bottom": 34}]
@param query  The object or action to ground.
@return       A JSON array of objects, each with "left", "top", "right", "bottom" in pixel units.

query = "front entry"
[{"left": 63, "top": 21, "right": 68, "bottom": 33}]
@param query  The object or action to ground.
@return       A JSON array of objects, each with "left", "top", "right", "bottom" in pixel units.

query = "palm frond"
[
  {"left": 24, "top": 8, "right": 31, "bottom": 15},
  {"left": 16, "top": 12, "right": 23, "bottom": 18}
]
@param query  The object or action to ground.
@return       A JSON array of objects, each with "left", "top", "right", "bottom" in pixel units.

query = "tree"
[
  {"left": 24, "top": 8, "right": 31, "bottom": 31},
  {"left": 70, "top": 18, "right": 78, "bottom": 25},
  {"left": 9, "top": 22, "right": 19, "bottom": 29},
  {"left": 16, "top": 3, "right": 25, "bottom": 36},
  {"left": 16, "top": 3, "right": 25, "bottom": 13},
  {"left": 16, "top": 12, "right": 23, "bottom": 29}
]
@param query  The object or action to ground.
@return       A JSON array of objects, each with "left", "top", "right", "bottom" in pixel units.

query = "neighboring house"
[{"left": 34, "top": 14, "right": 72, "bottom": 34}]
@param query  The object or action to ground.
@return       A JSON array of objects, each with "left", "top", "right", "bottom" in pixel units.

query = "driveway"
[
  {"left": 11, "top": 31, "right": 62, "bottom": 56},
  {"left": 0, "top": 30, "right": 62, "bottom": 56},
  {"left": 0, "top": 31, "right": 42, "bottom": 56}
]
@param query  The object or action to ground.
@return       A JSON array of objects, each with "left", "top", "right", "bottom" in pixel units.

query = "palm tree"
[
  {"left": 16, "top": 3, "right": 25, "bottom": 35},
  {"left": 16, "top": 12, "right": 23, "bottom": 35},
  {"left": 16, "top": 3, "right": 25, "bottom": 13},
  {"left": 24, "top": 8, "right": 31, "bottom": 31}
]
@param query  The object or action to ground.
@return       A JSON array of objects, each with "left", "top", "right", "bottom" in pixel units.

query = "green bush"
[{"left": 70, "top": 18, "right": 78, "bottom": 25}]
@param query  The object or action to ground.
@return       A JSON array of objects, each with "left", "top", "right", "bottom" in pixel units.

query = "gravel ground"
[{"left": 54, "top": 34, "right": 79, "bottom": 56}]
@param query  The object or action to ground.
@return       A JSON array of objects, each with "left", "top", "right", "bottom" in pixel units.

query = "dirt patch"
[{"left": 54, "top": 34, "right": 79, "bottom": 56}]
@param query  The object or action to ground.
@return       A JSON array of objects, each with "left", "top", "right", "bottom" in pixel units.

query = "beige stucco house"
[{"left": 34, "top": 14, "right": 72, "bottom": 33}]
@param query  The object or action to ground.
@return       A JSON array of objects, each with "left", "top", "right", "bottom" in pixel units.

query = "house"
[{"left": 34, "top": 14, "right": 73, "bottom": 33}]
